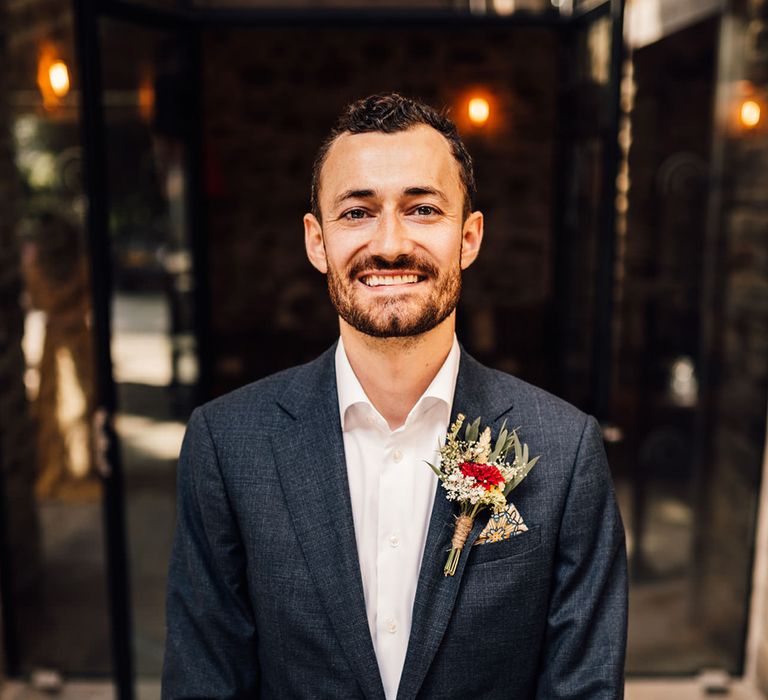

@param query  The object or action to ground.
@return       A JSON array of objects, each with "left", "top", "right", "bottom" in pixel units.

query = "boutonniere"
[{"left": 426, "top": 414, "right": 540, "bottom": 576}]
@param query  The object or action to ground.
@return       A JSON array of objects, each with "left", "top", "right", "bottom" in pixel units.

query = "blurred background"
[{"left": 0, "top": 0, "right": 767, "bottom": 698}]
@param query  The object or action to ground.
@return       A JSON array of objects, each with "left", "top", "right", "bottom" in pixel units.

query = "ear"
[
  {"left": 304, "top": 213, "right": 328, "bottom": 274},
  {"left": 459, "top": 211, "right": 483, "bottom": 270}
]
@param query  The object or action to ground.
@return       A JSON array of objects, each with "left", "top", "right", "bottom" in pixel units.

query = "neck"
[{"left": 339, "top": 315, "right": 456, "bottom": 431}]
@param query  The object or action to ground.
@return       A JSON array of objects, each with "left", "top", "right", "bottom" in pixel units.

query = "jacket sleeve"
[
  {"left": 534, "top": 415, "right": 628, "bottom": 699},
  {"left": 162, "top": 407, "right": 259, "bottom": 699}
]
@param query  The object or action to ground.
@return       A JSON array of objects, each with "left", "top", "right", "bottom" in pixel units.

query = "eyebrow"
[
  {"left": 332, "top": 186, "right": 449, "bottom": 210},
  {"left": 332, "top": 189, "right": 376, "bottom": 209},
  {"left": 403, "top": 186, "right": 448, "bottom": 202}
]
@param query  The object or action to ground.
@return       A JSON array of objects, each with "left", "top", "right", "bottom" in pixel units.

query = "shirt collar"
[{"left": 335, "top": 335, "right": 461, "bottom": 432}]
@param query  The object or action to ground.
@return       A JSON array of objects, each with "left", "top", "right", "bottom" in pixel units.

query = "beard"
[{"left": 326, "top": 253, "right": 461, "bottom": 338}]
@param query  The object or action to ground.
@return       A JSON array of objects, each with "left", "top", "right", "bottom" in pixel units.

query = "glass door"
[
  {"left": 1, "top": 0, "right": 113, "bottom": 683},
  {"left": 551, "top": 0, "right": 624, "bottom": 415},
  {"left": 614, "top": 12, "right": 764, "bottom": 675},
  {"left": 95, "top": 11, "right": 204, "bottom": 696},
  {"left": 556, "top": 1, "right": 764, "bottom": 676}
]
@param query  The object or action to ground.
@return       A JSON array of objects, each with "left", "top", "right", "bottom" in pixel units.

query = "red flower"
[{"left": 459, "top": 461, "right": 505, "bottom": 490}]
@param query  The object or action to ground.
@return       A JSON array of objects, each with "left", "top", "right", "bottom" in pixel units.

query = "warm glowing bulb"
[
  {"left": 740, "top": 100, "right": 761, "bottom": 128},
  {"left": 468, "top": 97, "right": 490, "bottom": 126},
  {"left": 138, "top": 76, "right": 155, "bottom": 121},
  {"left": 49, "top": 61, "right": 70, "bottom": 97}
]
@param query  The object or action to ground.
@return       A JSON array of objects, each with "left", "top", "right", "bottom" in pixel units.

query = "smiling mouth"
[{"left": 359, "top": 273, "right": 425, "bottom": 287}]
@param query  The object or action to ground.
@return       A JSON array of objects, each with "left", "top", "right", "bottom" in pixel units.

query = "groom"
[{"left": 162, "top": 93, "right": 627, "bottom": 699}]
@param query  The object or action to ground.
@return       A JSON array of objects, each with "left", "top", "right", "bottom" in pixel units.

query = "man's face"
[{"left": 304, "top": 124, "right": 483, "bottom": 338}]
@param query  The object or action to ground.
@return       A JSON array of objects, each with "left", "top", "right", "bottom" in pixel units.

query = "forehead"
[{"left": 319, "top": 125, "right": 462, "bottom": 203}]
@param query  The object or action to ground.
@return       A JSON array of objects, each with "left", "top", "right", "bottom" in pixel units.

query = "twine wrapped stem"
[
  {"left": 444, "top": 513, "right": 476, "bottom": 576},
  {"left": 451, "top": 515, "right": 474, "bottom": 550}
]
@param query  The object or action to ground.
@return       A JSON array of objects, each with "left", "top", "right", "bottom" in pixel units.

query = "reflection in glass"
[
  {"left": 100, "top": 19, "right": 199, "bottom": 682},
  {"left": 611, "top": 15, "right": 761, "bottom": 675},
  {"left": 4, "top": 0, "right": 113, "bottom": 672},
  {"left": 19, "top": 212, "right": 98, "bottom": 500},
  {"left": 13, "top": 208, "right": 111, "bottom": 674}
]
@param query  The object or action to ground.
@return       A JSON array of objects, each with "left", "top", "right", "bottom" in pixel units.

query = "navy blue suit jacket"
[{"left": 162, "top": 345, "right": 627, "bottom": 699}]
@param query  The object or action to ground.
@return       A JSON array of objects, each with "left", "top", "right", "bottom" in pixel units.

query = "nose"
[{"left": 367, "top": 211, "right": 414, "bottom": 260}]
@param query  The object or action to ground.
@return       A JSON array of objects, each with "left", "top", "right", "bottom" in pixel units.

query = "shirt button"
[
  {"left": 366, "top": 415, "right": 376, "bottom": 426},
  {"left": 393, "top": 449, "right": 403, "bottom": 462},
  {"left": 386, "top": 619, "right": 398, "bottom": 633},
  {"left": 389, "top": 535, "right": 400, "bottom": 548}
]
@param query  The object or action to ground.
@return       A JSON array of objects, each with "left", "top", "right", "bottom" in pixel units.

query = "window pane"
[
  {"left": 3, "top": 1, "right": 111, "bottom": 676},
  {"left": 100, "top": 17, "right": 200, "bottom": 682}
]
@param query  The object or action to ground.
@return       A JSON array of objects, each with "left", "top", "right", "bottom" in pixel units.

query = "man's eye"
[
  {"left": 414, "top": 205, "right": 438, "bottom": 216},
  {"left": 342, "top": 209, "right": 368, "bottom": 220}
]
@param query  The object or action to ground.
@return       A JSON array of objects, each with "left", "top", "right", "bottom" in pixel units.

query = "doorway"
[{"left": 7, "top": 2, "right": 764, "bottom": 698}]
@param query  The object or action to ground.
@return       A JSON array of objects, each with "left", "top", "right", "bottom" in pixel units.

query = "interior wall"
[{"left": 201, "top": 23, "right": 559, "bottom": 395}]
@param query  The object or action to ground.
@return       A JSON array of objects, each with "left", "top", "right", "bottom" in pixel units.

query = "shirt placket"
[{"left": 376, "top": 426, "right": 410, "bottom": 698}]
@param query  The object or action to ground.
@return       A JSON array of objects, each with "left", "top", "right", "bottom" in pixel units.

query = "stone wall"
[{"left": 201, "top": 23, "right": 559, "bottom": 394}]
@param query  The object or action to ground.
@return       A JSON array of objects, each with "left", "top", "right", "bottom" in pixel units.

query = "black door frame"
[{"left": 0, "top": 2, "right": 623, "bottom": 697}]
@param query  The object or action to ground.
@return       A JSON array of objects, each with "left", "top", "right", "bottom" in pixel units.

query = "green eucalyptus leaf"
[
  {"left": 504, "top": 455, "right": 540, "bottom": 496},
  {"left": 489, "top": 427, "right": 508, "bottom": 463},
  {"left": 465, "top": 416, "right": 481, "bottom": 444}
]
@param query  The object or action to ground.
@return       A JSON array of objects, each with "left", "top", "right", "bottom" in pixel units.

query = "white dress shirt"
[{"left": 335, "top": 336, "right": 460, "bottom": 700}]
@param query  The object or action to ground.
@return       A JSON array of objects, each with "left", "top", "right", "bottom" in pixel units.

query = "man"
[{"left": 162, "top": 93, "right": 627, "bottom": 699}]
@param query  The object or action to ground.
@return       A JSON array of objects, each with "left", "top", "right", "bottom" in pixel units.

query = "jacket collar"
[{"left": 273, "top": 344, "right": 385, "bottom": 699}]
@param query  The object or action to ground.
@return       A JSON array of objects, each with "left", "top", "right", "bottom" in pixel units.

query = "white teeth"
[{"left": 363, "top": 274, "right": 420, "bottom": 287}]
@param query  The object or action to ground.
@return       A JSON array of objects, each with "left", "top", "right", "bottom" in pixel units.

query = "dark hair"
[{"left": 310, "top": 92, "right": 476, "bottom": 221}]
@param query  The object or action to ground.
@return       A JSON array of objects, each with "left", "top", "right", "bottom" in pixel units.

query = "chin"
[{"left": 347, "top": 307, "right": 453, "bottom": 339}]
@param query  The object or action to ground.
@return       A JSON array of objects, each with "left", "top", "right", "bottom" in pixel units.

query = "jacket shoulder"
[
  {"left": 458, "top": 352, "right": 596, "bottom": 476},
  {"left": 463, "top": 352, "right": 588, "bottom": 430},
  {"left": 193, "top": 347, "right": 334, "bottom": 434},
  {"left": 496, "top": 369, "right": 587, "bottom": 425}
]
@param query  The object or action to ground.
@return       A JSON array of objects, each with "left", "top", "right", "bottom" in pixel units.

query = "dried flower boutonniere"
[{"left": 426, "top": 414, "right": 540, "bottom": 576}]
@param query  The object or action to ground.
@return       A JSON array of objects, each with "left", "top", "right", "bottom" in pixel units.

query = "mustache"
[{"left": 348, "top": 255, "right": 439, "bottom": 280}]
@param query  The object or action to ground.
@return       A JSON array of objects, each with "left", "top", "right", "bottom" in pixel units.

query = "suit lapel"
[
  {"left": 271, "top": 347, "right": 385, "bottom": 700},
  {"left": 397, "top": 350, "right": 515, "bottom": 700}
]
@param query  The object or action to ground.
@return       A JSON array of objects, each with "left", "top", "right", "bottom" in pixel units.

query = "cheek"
[
  {"left": 325, "top": 238, "right": 367, "bottom": 272},
  {"left": 324, "top": 248, "right": 357, "bottom": 280},
  {"left": 431, "top": 242, "right": 463, "bottom": 271}
]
